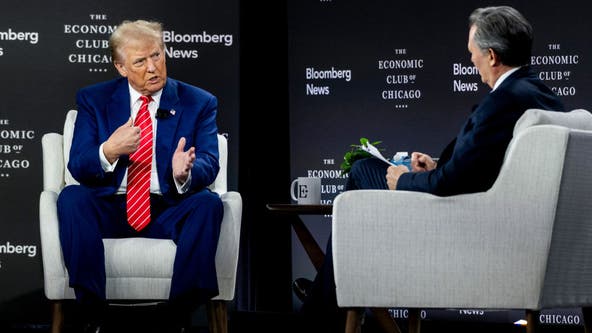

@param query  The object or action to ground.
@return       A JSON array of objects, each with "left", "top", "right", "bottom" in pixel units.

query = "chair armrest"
[
  {"left": 209, "top": 133, "right": 228, "bottom": 195},
  {"left": 331, "top": 189, "right": 555, "bottom": 309},
  {"left": 42, "top": 133, "right": 65, "bottom": 193},
  {"left": 39, "top": 190, "right": 69, "bottom": 299},
  {"left": 213, "top": 191, "right": 242, "bottom": 300}
]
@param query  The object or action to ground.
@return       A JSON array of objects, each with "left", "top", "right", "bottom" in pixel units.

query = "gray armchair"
[
  {"left": 39, "top": 110, "right": 242, "bottom": 333},
  {"left": 331, "top": 108, "right": 592, "bottom": 333}
]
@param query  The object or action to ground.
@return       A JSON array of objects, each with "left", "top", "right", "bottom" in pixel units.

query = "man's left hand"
[
  {"left": 386, "top": 165, "right": 409, "bottom": 190},
  {"left": 172, "top": 137, "right": 195, "bottom": 183}
]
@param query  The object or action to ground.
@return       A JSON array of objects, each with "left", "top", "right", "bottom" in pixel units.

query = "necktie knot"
[{"left": 140, "top": 95, "right": 153, "bottom": 105}]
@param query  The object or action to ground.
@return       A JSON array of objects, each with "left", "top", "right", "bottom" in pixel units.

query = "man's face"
[
  {"left": 114, "top": 39, "right": 167, "bottom": 95},
  {"left": 468, "top": 25, "right": 494, "bottom": 88}
]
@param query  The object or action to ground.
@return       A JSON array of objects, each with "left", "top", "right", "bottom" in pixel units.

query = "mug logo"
[
  {"left": 298, "top": 184, "right": 309, "bottom": 198},
  {"left": 291, "top": 177, "right": 320, "bottom": 204}
]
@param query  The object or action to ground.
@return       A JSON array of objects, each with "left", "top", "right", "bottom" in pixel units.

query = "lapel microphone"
[{"left": 156, "top": 108, "right": 169, "bottom": 119}]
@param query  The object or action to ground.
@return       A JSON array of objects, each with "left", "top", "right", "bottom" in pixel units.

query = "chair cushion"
[{"left": 104, "top": 238, "right": 176, "bottom": 278}]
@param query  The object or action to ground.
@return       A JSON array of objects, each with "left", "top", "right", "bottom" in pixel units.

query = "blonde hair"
[{"left": 109, "top": 20, "right": 164, "bottom": 63}]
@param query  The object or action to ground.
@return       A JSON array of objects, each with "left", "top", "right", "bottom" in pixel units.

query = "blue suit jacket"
[
  {"left": 396, "top": 66, "right": 565, "bottom": 196},
  {"left": 68, "top": 77, "right": 220, "bottom": 201}
]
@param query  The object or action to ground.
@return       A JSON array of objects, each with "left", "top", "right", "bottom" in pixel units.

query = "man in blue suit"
[
  {"left": 297, "top": 5, "right": 566, "bottom": 330},
  {"left": 57, "top": 19, "right": 223, "bottom": 333}
]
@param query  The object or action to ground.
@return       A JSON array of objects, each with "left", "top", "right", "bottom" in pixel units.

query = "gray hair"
[
  {"left": 109, "top": 20, "right": 165, "bottom": 63},
  {"left": 469, "top": 6, "right": 533, "bottom": 67}
]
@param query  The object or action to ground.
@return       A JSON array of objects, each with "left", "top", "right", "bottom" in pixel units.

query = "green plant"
[{"left": 340, "top": 137, "right": 383, "bottom": 174}]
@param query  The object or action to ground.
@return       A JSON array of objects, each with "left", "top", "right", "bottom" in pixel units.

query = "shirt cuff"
[
  {"left": 99, "top": 142, "right": 118, "bottom": 172},
  {"left": 174, "top": 171, "right": 192, "bottom": 194}
]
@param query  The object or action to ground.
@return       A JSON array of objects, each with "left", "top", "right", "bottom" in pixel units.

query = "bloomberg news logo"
[
  {"left": 0, "top": 27, "right": 40, "bottom": 57},
  {"left": 0, "top": 241, "right": 38, "bottom": 269}
]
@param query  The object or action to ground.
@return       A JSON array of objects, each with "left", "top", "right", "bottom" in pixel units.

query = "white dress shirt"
[{"left": 99, "top": 85, "right": 190, "bottom": 194}]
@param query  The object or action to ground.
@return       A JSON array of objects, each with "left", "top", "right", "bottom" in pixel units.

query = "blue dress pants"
[{"left": 57, "top": 184, "right": 223, "bottom": 306}]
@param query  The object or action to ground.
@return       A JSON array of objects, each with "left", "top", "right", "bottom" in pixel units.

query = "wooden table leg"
[
  {"left": 371, "top": 308, "right": 402, "bottom": 333},
  {"left": 290, "top": 216, "right": 325, "bottom": 271},
  {"left": 407, "top": 308, "right": 420, "bottom": 333},
  {"left": 267, "top": 205, "right": 404, "bottom": 333},
  {"left": 345, "top": 308, "right": 364, "bottom": 333},
  {"left": 526, "top": 309, "right": 539, "bottom": 333}
]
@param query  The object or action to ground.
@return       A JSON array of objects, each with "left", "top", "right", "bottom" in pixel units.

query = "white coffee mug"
[{"left": 290, "top": 177, "right": 321, "bottom": 205}]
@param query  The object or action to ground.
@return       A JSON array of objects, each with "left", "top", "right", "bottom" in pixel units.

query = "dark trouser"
[
  {"left": 57, "top": 184, "right": 223, "bottom": 306},
  {"left": 302, "top": 158, "right": 388, "bottom": 317},
  {"left": 345, "top": 157, "right": 389, "bottom": 190}
]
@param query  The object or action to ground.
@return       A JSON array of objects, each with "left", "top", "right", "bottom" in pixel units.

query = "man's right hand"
[
  {"left": 411, "top": 152, "right": 437, "bottom": 172},
  {"left": 103, "top": 117, "right": 141, "bottom": 164}
]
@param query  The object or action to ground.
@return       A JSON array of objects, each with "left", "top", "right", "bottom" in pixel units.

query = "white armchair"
[
  {"left": 39, "top": 110, "right": 242, "bottom": 333},
  {"left": 331, "top": 109, "right": 592, "bottom": 333}
]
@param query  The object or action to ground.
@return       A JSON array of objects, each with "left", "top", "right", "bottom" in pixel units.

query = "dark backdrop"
[{"left": 1, "top": 0, "right": 589, "bottom": 329}]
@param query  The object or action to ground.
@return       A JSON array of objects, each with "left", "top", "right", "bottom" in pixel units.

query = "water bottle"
[{"left": 391, "top": 151, "right": 411, "bottom": 170}]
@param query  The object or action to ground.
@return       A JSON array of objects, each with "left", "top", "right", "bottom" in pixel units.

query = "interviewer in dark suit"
[
  {"left": 57, "top": 19, "right": 223, "bottom": 332},
  {"left": 299, "top": 5, "right": 566, "bottom": 328}
]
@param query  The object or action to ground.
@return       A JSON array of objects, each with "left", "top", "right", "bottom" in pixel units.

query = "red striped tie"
[{"left": 127, "top": 95, "right": 153, "bottom": 231}]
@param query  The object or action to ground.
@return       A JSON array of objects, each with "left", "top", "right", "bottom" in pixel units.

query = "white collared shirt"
[
  {"left": 99, "top": 85, "right": 190, "bottom": 194},
  {"left": 492, "top": 66, "right": 521, "bottom": 91}
]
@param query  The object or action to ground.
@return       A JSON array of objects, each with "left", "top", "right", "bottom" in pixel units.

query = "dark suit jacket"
[
  {"left": 68, "top": 77, "right": 220, "bottom": 201},
  {"left": 396, "top": 66, "right": 565, "bottom": 196}
]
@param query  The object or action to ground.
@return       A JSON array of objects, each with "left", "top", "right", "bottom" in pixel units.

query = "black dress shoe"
[
  {"left": 79, "top": 304, "right": 106, "bottom": 333},
  {"left": 82, "top": 322, "right": 102, "bottom": 333},
  {"left": 293, "top": 277, "right": 313, "bottom": 302}
]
